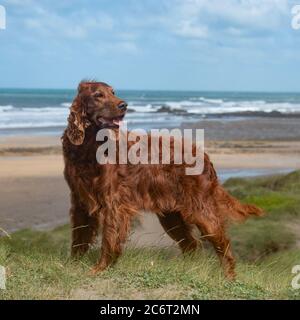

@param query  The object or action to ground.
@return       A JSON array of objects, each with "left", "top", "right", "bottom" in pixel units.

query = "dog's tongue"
[{"left": 113, "top": 119, "right": 122, "bottom": 126}]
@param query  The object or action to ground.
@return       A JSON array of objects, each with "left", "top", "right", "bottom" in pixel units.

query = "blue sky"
[{"left": 0, "top": 0, "right": 300, "bottom": 91}]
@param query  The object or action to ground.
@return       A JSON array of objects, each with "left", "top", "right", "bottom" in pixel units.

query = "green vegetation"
[
  {"left": 225, "top": 170, "right": 300, "bottom": 260},
  {"left": 1, "top": 171, "right": 300, "bottom": 300}
]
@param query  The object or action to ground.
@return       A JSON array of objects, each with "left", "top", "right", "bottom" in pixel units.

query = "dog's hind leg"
[
  {"left": 194, "top": 214, "right": 236, "bottom": 280},
  {"left": 157, "top": 212, "right": 198, "bottom": 253},
  {"left": 70, "top": 193, "right": 99, "bottom": 257}
]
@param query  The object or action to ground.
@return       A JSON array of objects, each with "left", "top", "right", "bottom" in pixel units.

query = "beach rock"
[{"left": 156, "top": 105, "right": 188, "bottom": 114}]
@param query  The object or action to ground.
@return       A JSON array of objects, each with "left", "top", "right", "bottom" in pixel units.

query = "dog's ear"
[{"left": 66, "top": 97, "right": 91, "bottom": 145}]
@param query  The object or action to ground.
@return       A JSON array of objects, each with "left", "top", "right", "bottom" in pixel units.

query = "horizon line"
[{"left": 0, "top": 87, "right": 299, "bottom": 94}]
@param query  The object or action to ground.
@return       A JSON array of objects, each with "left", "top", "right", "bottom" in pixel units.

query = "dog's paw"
[
  {"left": 89, "top": 265, "right": 106, "bottom": 276},
  {"left": 89, "top": 267, "right": 101, "bottom": 276},
  {"left": 225, "top": 272, "right": 236, "bottom": 281}
]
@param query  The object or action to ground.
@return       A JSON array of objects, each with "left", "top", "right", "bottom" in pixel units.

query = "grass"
[
  {"left": 1, "top": 171, "right": 300, "bottom": 300},
  {"left": 225, "top": 170, "right": 300, "bottom": 262}
]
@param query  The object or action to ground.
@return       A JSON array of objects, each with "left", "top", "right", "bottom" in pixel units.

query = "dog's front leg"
[
  {"left": 91, "top": 208, "right": 131, "bottom": 274},
  {"left": 70, "top": 193, "right": 99, "bottom": 257}
]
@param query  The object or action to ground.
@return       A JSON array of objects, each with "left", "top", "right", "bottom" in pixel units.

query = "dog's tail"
[{"left": 215, "top": 185, "right": 264, "bottom": 222}]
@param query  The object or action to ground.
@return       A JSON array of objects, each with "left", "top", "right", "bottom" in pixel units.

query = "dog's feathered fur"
[{"left": 62, "top": 81, "right": 263, "bottom": 279}]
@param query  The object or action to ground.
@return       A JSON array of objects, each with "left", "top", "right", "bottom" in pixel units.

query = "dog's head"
[{"left": 66, "top": 81, "right": 127, "bottom": 145}]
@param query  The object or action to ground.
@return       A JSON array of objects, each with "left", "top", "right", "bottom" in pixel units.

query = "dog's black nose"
[{"left": 118, "top": 102, "right": 128, "bottom": 110}]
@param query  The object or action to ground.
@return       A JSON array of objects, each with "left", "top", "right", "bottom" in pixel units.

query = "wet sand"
[{"left": 184, "top": 117, "right": 300, "bottom": 141}]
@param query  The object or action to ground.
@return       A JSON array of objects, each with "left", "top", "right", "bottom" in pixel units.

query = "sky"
[{"left": 0, "top": 0, "right": 300, "bottom": 91}]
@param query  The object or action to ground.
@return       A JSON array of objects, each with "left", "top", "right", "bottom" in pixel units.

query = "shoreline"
[{"left": 1, "top": 115, "right": 300, "bottom": 140}]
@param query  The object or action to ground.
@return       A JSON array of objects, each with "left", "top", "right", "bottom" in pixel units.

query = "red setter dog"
[{"left": 62, "top": 81, "right": 262, "bottom": 279}]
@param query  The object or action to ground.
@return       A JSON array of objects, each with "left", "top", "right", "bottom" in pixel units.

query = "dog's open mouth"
[{"left": 97, "top": 115, "right": 125, "bottom": 128}]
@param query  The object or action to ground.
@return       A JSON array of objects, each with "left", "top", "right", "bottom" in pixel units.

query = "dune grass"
[
  {"left": 226, "top": 170, "right": 300, "bottom": 261},
  {"left": 1, "top": 171, "right": 300, "bottom": 300}
]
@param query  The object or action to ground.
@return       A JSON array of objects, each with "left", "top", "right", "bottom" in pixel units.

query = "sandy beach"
[{"left": 1, "top": 118, "right": 300, "bottom": 242}]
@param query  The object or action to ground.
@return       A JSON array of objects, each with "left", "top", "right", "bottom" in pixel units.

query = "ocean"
[{"left": 1, "top": 88, "right": 300, "bottom": 136}]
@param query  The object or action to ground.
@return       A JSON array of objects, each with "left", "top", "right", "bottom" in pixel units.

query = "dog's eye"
[
  {"left": 94, "top": 92, "right": 104, "bottom": 98},
  {"left": 111, "top": 90, "right": 115, "bottom": 95}
]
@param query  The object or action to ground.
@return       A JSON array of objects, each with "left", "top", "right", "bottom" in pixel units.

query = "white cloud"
[
  {"left": 174, "top": 20, "right": 208, "bottom": 38},
  {"left": 164, "top": 0, "right": 290, "bottom": 39},
  {"left": 23, "top": 9, "right": 115, "bottom": 40}
]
